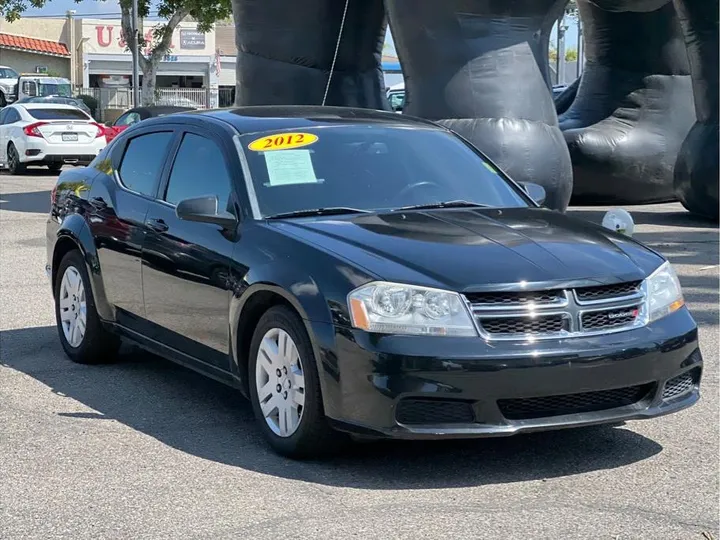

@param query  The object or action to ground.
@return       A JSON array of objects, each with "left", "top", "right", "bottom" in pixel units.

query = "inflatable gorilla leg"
[
  {"left": 560, "top": 0, "right": 696, "bottom": 205},
  {"left": 385, "top": 0, "right": 573, "bottom": 212},
  {"left": 672, "top": 0, "right": 719, "bottom": 221},
  {"left": 231, "top": 0, "right": 388, "bottom": 108}
]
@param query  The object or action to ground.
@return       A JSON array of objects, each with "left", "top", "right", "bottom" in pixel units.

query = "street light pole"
[{"left": 131, "top": 0, "right": 140, "bottom": 107}]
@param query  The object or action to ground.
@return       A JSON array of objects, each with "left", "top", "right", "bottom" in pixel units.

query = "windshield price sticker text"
[{"left": 248, "top": 132, "right": 319, "bottom": 152}]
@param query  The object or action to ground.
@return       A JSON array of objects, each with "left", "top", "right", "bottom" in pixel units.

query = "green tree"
[
  {"left": 1, "top": 0, "right": 231, "bottom": 106},
  {"left": 565, "top": 48, "right": 578, "bottom": 62}
]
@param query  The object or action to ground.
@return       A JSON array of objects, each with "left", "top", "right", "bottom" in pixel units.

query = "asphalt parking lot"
[{"left": 1, "top": 169, "right": 718, "bottom": 540}]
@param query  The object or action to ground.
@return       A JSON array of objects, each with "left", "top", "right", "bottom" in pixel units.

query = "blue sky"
[
  {"left": 24, "top": 0, "right": 121, "bottom": 17},
  {"left": 23, "top": 2, "right": 579, "bottom": 51}
]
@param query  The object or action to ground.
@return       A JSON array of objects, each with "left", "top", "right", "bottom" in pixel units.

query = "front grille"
[
  {"left": 581, "top": 305, "right": 641, "bottom": 330},
  {"left": 497, "top": 383, "right": 654, "bottom": 420},
  {"left": 464, "top": 290, "right": 564, "bottom": 306},
  {"left": 466, "top": 279, "right": 645, "bottom": 340},
  {"left": 480, "top": 315, "right": 566, "bottom": 335},
  {"left": 395, "top": 398, "right": 475, "bottom": 425},
  {"left": 575, "top": 281, "right": 642, "bottom": 302},
  {"left": 663, "top": 369, "right": 699, "bottom": 400}
]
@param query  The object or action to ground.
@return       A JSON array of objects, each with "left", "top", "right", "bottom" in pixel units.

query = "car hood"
[{"left": 268, "top": 207, "right": 664, "bottom": 292}]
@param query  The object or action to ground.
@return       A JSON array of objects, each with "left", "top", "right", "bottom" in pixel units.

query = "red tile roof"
[{"left": 0, "top": 33, "right": 70, "bottom": 57}]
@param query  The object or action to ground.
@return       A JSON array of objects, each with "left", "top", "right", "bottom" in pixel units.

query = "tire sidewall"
[
  {"left": 8, "top": 144, "right": 23, "bottom": 175},
  {"left": 248, "top": 306, "right": 327, "bottom": 456},
  {"left": 54, "top": 250, "right": 97, "bottom": 361}
]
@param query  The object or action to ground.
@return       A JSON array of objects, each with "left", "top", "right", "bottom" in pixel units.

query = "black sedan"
[{"left": 45, "top": 106, "right": 702, "bottom": 458}]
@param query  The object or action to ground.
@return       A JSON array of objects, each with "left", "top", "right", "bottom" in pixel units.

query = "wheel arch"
[
  {"left": 230, "top": 278, "right": 334, "bottom": 401},
  {"left": 51, "top": 215, "right": 114, "bottom": 321}
]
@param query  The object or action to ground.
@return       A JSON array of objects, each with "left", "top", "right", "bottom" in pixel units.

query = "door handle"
[
  {"left": 147, "top": 218, "right": 169, "bottom": 233},
  {"left": 89, "top": 196, "right": 107, "bottom": 210}
]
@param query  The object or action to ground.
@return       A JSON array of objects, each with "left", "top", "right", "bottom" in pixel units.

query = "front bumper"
[{"left": 316, "top": 307, "right": 702, "bottom": 439}]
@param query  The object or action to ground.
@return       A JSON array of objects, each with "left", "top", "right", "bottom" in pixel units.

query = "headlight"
[
  {"left": 347, "top": 281, "right": 477, "bottom": 337},
  {"left": 643, "top": 261, "right": 685, "bottom": 322}
]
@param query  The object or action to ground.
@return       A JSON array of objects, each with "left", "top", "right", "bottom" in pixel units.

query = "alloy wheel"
[
  {"left": 255, "top": 328, "right": 306, "bottom": 437},
  {"left": 8, "top": 145, "right": 18, "bottom": 171},
  {"left": 58, "top": 266, "right": 87, "bottom": 348}
]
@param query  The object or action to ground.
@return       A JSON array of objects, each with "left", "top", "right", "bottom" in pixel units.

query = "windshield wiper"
[
  {"left": 393, "top": 200, "right": 491, "bottom": 212},
  {"left": 265, "top": 207, "right": 371, "bottom": 219}
]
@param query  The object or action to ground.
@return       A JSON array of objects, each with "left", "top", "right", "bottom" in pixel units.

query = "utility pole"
[
  {"left": 577, "top": 19, "right": 583, "bottom": 78},
  {"left": 557, "top": 14, "right": 568, "bottom": 86},
  {"left": 131, "top": 0, "right": 140, "bottom": 107}
]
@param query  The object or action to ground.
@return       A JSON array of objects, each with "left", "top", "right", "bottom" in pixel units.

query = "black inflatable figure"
[
  {"left": 559, "top": 0, "right": 695, "bottom": 205},
  {"left": 385, "top": 0, "right": 573, "bottom": 212},
  {"left": 672, "top": 0, "right": 719, "bottom": 221},
  {"left": 231, "top": 0, "right": 718, "bottom": 217}
]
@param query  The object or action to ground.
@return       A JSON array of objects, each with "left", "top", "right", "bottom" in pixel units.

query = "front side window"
[
  {"left": 239, "top": 125, "right": 529, "bottom": 218},
  {"left": 118, "top": 131, "right": 174, "bottom": 197},
  {"left": 164, "top": 133, "right": 232, "bottom": 211}
]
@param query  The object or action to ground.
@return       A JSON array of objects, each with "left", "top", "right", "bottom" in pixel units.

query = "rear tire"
[
  {"left": 0, "top": 92, "right": 6, "bottom": 107},
  {"left": 248, "top": 306, "right": 348, "bottom": 459},
  {"left": 48, "top": 163, "right": 63, "bottom": 174},
  {"left": 54, "top": 249, "right": 120, "bottom": 364},
  {"left": 7, "top": 143, "right": 25, "bottom": 175}
]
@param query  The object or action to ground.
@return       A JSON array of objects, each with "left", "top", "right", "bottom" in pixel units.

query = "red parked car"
[{"left": 103, "top": 106, "right": 195, "bottom": 142}]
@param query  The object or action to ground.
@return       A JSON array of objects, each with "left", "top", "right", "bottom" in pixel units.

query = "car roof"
[
  {"left": 18, "top": 103, "right": 84, "bottom": 110},
  {"left": 130, "top": 106, "right": 195, "bottom": 116},
  {"left": 143, "top": 105, "right": 443, "bottom": 134}
]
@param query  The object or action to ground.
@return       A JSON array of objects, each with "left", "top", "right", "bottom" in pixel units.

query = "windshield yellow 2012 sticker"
[{"left": 248, "top": 132, "right": 318, "bottom": 152}]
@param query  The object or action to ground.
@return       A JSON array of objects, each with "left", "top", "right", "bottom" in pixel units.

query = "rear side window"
[
  {"left": 118, "top": 132, "right": 174, "bottom": 197},
  {"left": 5, "top": 109, "right": 20, "bottom": 124},
  {"left": 27, "top": 108, "right": 90, "bottom": 120},
  {"left": 164, "top": 133, "right": 232, "bottom": 211}
]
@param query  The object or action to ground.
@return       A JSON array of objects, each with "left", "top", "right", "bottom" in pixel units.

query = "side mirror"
[
  {"left": 176, "top": 195, "right": 238, "bottom": 230},
  {"left": 520, "top": 182, "right": 546, "bottom": 206}
]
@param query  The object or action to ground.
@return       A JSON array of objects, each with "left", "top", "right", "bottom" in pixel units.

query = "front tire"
[
  {"left": 54, "top": 250, "right": 120, "bottom": 364},
  {"left": 248, "top": 306, "right": 347, "bottom": 459},
  {"left": 7, "top": 143, "right": 25, "bottom": 175}
]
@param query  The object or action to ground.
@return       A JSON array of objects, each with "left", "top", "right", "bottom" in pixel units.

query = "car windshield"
[
  {"left": 0, "top": 68, "right": 18, "bottom": 78},
  {"left": 39, "top": 83, "right": 71, "bottom": 97},
  {"left": 238, "top": 125, "right": 529, "bottom": 218}
]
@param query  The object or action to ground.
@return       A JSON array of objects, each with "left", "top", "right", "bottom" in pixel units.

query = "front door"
[{"left": 141, "top": 128, "right": 239, "bottom": 370}]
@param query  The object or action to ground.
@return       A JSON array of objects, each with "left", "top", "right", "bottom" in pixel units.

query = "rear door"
[
  {"left": 0, "top": 108, "right": 8, "bottom": 165},
  {"left": 85, "top": 126, "right": 178, "bottom": 331}
]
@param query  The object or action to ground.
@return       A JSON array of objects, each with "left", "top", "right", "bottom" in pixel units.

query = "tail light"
[
  {"left": 23, "top": 122, "right": 47, "bottom": 138},
  {"left": 90, "top": 122, "right": 106, "bottom": 139}
]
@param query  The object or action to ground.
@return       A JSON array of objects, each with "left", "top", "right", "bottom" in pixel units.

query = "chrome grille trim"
[{"left": 466, "top": 282, "right": 647, "bottom": 341}]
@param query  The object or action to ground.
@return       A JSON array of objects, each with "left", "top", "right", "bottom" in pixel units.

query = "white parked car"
[{"left": 0, "top": 103, "right": 106, "bottom": 175}]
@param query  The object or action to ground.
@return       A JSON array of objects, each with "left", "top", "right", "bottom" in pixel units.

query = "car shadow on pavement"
[
  {"left": 0, "top": 190, "right": 51, "bottom": 214},
  {"left": 1, "top": 325, "right": 665, "bottom": 490}
]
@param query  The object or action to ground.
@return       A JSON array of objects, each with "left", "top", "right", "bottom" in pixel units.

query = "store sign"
[
  {"left": 87, "top": 23, "right": 209, "bottom": 55},
  {"left": 180, "top": 30, "right": 205, "bottom": 50}
]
